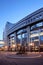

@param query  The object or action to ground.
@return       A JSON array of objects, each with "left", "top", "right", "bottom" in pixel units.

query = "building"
[
  {"left": 0, "top": 40, "right": 5, "bottom": 51},
  {"left": 3, "top": 8, "right": 43, "bottom": 51},
  {"left": 0, "top": 40, "right": 4, "bottom": 47}
]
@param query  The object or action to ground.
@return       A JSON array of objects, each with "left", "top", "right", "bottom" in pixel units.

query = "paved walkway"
[
  {"left": 0, "top": 51, "right": 43, "bottom": 65},
  {"left": 6, "top": 52, "right": 41, "bottom": 59}
]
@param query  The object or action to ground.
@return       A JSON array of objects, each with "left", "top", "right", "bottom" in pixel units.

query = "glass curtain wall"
[
  {"left": 9, "top": 34, "right": 16, "bottom": 51},
  {"left": 30, "top": 22, "right": 43, "bottom": 51},
  {"left": 17, "top": 29, "right": 27, "bottom": 50}
]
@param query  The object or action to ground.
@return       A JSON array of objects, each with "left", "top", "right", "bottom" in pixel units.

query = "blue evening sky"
[{"left": 0, "top": 0, "right": 43, "bottom": 40}]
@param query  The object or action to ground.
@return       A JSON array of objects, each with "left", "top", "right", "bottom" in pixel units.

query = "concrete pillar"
[
  {"left": 6, "top": 36, "right": 10, "bottom": 51},
  {"left": 7, "top": 36, "right": 10, "bottom": 46},
  {"left": 26, "top": 26, "right": 30, "bottom": 51},
  {"left": 20, "top": 34, "right": 22, "bottom": 45},
  {"left": 14, "top": 32, "right": 17, "bottom": 44},
  {"left": 39, "top": 29, "right": 40, "bottom": 46}
]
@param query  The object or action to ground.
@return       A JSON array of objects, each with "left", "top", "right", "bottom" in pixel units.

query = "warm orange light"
[
  {"left": 18, "top": 44, "right": 21, "bottom": 46},
  {"left": 29, "top": 43, "right": 34, "bottom": 46},
  {"left": 12, "top": 44, "right": 15, "bottom": 47},
  {"left": 29, "top": 43, "right": 32, "bottom": 46},
  {"left": 12, "top": 44, "right": 16, "bottom": 48},
  {"left": 5, "top": 46, "right": 8, "bottom": 49}
]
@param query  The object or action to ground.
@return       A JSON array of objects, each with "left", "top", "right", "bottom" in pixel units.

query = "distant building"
[
  {"left": 3, "top": 8, "right": 43, "bottom": 51},
  {"left": 0, "top": 40, "right": 4, "bottom": 47}
]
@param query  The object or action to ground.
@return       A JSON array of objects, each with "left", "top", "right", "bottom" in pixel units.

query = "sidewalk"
[{"left": 6, "top": 52, "right": 42, "bottom": 59}]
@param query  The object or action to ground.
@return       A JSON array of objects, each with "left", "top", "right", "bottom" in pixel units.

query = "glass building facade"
[
  {"left": 7, "top": 22, "right": 43, "bottom": 51},
  {"left": 30, "top": 22, "right": 43, "bottom": 51},
  {"left": 3, "top": 8, "right": 43, "bottom": 51}
]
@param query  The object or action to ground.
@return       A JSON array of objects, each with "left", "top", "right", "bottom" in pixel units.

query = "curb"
[{"left": 6, "top": 55, "right": 41, "bottom": 59}]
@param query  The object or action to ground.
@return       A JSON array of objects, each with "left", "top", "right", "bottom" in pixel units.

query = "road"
[{"left": 0, "top": 51, "right": 43, "bottom": 65}]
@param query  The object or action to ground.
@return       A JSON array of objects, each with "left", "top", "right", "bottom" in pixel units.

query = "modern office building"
[{"left": 3, "top": 8, "right": 43, "bottom": 51}]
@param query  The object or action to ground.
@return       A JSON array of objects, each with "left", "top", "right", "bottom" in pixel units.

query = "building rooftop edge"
[{"left": 8, "top": 8, "right": 43, "bottom": 30}]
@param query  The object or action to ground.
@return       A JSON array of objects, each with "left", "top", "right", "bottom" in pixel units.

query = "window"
[
  {"left": 36, "top": 22, "right": 42, "bottom": 27},
  {"left": 40, "top": 36, "right": 43, "bottom": 41}
]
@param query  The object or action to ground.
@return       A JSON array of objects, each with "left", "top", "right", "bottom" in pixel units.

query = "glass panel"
[
  {"left": 30, "top": 22, "right": 43, "bottom": 51},
  {"left": 31, "top": 22, "right": 43, "bottom": 30},
  {"left": 22, "top": 33, "right": 27, "bottom": 46},
  {"left": 40, "top": 36, "right": 43, "bottom": 45},
  {"left": 17, "top": 35, "right": 21, "bottom": 44},
  {"left": 36, "top": 22, "right": 42, "bottom": 27}
]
